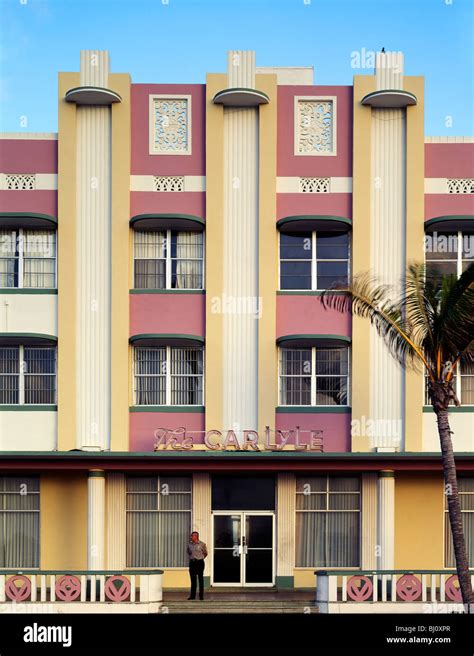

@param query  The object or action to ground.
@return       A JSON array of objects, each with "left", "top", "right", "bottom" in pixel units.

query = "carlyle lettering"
[{"left": 153, "top": 427, "right": 324, "bottom": 452}]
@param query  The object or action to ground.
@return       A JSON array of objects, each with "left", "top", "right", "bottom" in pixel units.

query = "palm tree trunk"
[{"left": 435, "top": 408, "right": 473, "bottom": 611}]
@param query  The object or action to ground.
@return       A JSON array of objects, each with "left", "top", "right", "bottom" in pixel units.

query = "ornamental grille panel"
[
  {"left": 152, "top": 97, "right": 190, "bottom": 154},
  {"left": 299, "top": 177, "right": 330, "bottom": 193},
  {"left": 153, "top": 176, "right": 185, "bottom": 192},
  {"left": 4, "top": 174, "right": 36, "bottom": 190},
  {"left": 296, "top": 100, "right": 334, "bottom": 154},
  {"left": 447, "top": 178, "right": 474, "bottom": 194}
]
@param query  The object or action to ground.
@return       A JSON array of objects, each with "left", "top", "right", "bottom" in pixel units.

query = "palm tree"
[{"left": 322, "top": 262, "right": 474, "bottom": 609}]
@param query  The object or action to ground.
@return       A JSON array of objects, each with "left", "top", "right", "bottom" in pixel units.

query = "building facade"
[{"left": 0, "top": 50, "right": 473, "bottom": 597}]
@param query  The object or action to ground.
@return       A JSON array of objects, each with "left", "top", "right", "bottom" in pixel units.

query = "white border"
[
  {"left": 294, "top": 96, "right": 337, "bottom": 157},
  {"left": 148, "top": 94, "right": 192, "bottom": 156}
]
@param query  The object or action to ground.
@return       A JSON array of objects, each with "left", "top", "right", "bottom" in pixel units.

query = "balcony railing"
[
  {"left": 315, "top": 570, "right": 474, "bottom": 613},
  {"left": 0, "top": 569, "right": 163, "bottom": 613}
]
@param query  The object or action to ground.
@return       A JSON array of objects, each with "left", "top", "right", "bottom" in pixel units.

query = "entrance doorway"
[{"left": 212, "top": 512, "right": 275, "bottom": 586}]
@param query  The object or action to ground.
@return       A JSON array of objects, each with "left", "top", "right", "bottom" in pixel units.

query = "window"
[
  {"left": 0, "top": 477, "right": 40, "bottom": 568},
  {"left": 0, "top": 229, "right": 56, "bottom": 289},
  {"left": 0, "top": 346, "right": 56, "bottom": 405},
  {"left": 279, "top": 231, "right": 349, "bottom": 291},
  {"left": 294, "top": 96, "right": 337, "bottom": 156},
  {"left": 279, "top": 347, "right": 349, "bottom": 406},
  {"left": 445, "top": 478, "right": 474, "bottom": 567},
  {"left": 133, "top": 346, "right": 204, "bottom": 406},
  {"left": 425, "top": 231, "right": 473, "bottom": 279},
  {"left": 126, "top": 476, "right": 192, "bottom": 567},
  {"left": 296, "top": 476, "right": 360, "bottom": 567},
  {"left": 133, "top": 230, "right": 204, "bottom": 290},
  {"left": 149, "top": 95, "right": 192, "bottom": 155}
]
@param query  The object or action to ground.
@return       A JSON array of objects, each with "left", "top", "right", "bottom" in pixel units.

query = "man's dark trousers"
[{"left": 189, "top": 558, "right": 205, "bottom": 599}]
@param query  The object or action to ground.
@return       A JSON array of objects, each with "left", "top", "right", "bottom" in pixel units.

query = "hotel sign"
[{"left": 153, "top": 427, "right": 324, "bottom": 452}]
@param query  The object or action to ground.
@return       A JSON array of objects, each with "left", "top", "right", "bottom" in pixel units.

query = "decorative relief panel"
[
  {"left": 3, "top": 174, "right": 36, "bottom": 190},
  {"left": 150, "top": 96, "right": 191, "bottom": 155},
  {"left": 447, "top": 178, "right": 474, "bottom": 194},
  {"left": 153, "top": 176, "right": 185, "bottom": 192},
  {"left": 295, "top": 97, "right": 336, "bottom": 156},
  {"left": 299, "top": 177, "right": 330, "bottom": 193}
]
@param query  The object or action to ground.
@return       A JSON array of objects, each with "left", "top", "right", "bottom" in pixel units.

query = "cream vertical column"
[
  {"left": 192, "top": 474, "right": 212, "bottom": 578},
  {"left": 361, "top": 473, "right": 378, "bottom": 569},
  {"left": 377, "top": 470, "right": 395, "bottom": 570},
  {"left": 370, "top": 52, "right": 406, "bottom": 451},
  {"left": 76, "top": 50, "right": 112, "bottom": 450},
  {"left": 222, "top": 51, "right": 259, "bottom": 435},
  {"left": 88, "top": 470, "right": 106, "bottom": 570},
  {"left": 106, "top": 473, "right": 126, "bottom": 569},
  {"left": 276, "top": 473, "right": 295, "bottom": 586}
]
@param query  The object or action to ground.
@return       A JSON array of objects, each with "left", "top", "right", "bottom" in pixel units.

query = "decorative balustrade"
[
  {"left": 316, "top": 570, "right": 474, "bottom": 613},
  {"left": 0, "top": 570, "right": 163, "bottom": 613}
]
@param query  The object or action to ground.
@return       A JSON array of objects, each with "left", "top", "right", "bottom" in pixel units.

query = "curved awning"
[
  {"left": 424, "top": 215, "right": 474, "bottom": 233},
  {"left": 129, "top": 334, "right": 205, "bottom": 347},
  {"left": 213, "top": 88, "right": 269, "bottom": 107},
  {"left": 361, "top": 90, "right": 417, "bottom": 108},
  {"left": 277, "top": 215, "right": 352, "bottom": 233},
  {"left": 277, "top": 334, "right": 351, "bottom": 348},
  {"left": 130, "top": 214, "right": 205, "bottom": 232},
  {"left": 0, "top": 212, "right": 57, "bottom": 229},
  {"left": 65, "top": 86, "right": 122, "bottom": 105},
  {"left": 0, "top": 333, "right": 57, "bottom": 346}
]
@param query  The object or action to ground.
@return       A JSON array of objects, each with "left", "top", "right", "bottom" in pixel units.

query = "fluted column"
[
  {"left": 361, "top": 473, "right": 378, "bottom": 569},
  {"left": 377, "top": 470, "right": 395, "bottom": 570},
  {"left": 276, "top": 473, "right": 295, "bottom": 586},
  {"left": 88, "top": 470, "right": 106, "bottom": 570},
  {"left": 106, "top": 473, "right": 126, "bottom": 569},
  {"left": 192, "top": 474, "right": 212, "bottom": 580}
]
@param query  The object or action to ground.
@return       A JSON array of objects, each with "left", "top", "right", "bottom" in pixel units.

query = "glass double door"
[{"left": 212, "top": 512, "right": 274, "bottom": 586}]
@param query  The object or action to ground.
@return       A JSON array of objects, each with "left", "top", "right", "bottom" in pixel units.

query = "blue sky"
[{"left": 0, "top": 0, "right": 473, "bottom": 134}]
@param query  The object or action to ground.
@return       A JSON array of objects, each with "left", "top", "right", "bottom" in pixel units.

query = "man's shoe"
[
  {"left": 187, "top": 596, "right": 195, "bottom": 600},
  {"left": 199, "top": 596, "right": 204, "bottom": 600}
]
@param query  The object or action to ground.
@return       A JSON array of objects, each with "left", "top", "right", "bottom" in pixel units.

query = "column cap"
[
  {"left": 88, "top": 470, "right": 106, "bottom": 478},
  {"left": 378, "top": 470, "right": 395, "bottom": 478}
]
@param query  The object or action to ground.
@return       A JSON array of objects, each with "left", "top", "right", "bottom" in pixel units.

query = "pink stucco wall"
[
  {"left": 277, "top": 86, "right": 353, "bottom": 177},
  {"left": 0, "top": 138, "right": 57, "bottom": 173},
  {"left": 277, "top": 193, "right": 351, "bottom": 221},
  {"left": 0, "top": 190, "right": 57, "bottom": 217},
  {"left": 425, "top": 144, "right": 474, "bottom": 178},
  {"left": 130, "top": 191, "right": 205, "bottom": 219},
  {"left": 130, "top": 412, "right": 205, "bottom": 451},
  {"left": 131, "top": 84, "right": 205, "bottom": 176},
  {"left": 130, "top": 293, "right": 205, "bottom": 337},
  {"left": 425, "top": 194, "right": 474, "bottom": 221},
  {"left": 275, "top": 412, "right": 351, "bottom": 452},
  {"left": 276, "top": 295, "right": 351, "bottom": 339}
]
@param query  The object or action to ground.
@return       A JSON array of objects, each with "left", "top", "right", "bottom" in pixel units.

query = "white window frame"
[
  {"left": 133, "top": 345, "right": 205, "bottom": 407},
  {"left": 0, "top": 228, "right": 57, "bottom": 289},
  {"left": 278, "top": 346, "right": 350, "bottom": 407},
  {"left": 0, "top": 345, "right": 57, "bottom": 405},
  {"left": 294, "top": 95, "right": 337, "bottom": 157},
  {"left": 278, "top": 231, "right": 350, "bottom": 292},
  {"left": 133, "top": 229, "right": 205, "bottom": 291},
  {"left": 295, "top": 475, "right": 361, "bottom": 568},
  {"left": 148, "top": 94, "right": 192, "bottom": 156}
]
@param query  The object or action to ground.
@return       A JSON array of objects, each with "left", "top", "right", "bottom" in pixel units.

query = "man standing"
[{"left": 187, "top": 531, "right": 208, "bottom": 600}]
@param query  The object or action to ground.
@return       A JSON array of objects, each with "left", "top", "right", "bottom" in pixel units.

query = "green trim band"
[
  {"left": 130, "top": 214, "right": 205, "bottom": 228},
  {"left": 276, "top": 406, "right": 351, "bottom": 414},
  {"left": 423, "top": 406, "right": 474, "bottom": 413},
  {"left": 0, "top": 405, "right": 57, "bottom": 411},
  {"left": 0, "top": 288, "right": 58, "bottom": 295},
  {"left": 277, "top": 290, "right": 348, "bottom": 296},
  {"left": 88, "top": 470, "right": 106, "bottom": 478},
  {"left": 275, "top": 576, "right": 294, "bottom": 589},
  {"left": 0, "top": 212, "right": 57, "bottom": 226},
  {"left": 65, "top": 86, "right": 122, "bottom": 105},
  {"left": 130, "top": 405, "right": 205, "bottom": 413},
  {"left": 0, "top": 332, "right": 57, "bottom": 342},
  {"left": 0, "top": 569, "right": 163, "bottom": 575},
  {"left": 277, "top": 334, "right": 351, "bottom": 346},
  {"left": 129, "top": 333, "right": 204, "bottom": 345},
  {"left": 424, "top": 215, "right": 474, "bottom": 232},
  {"left": 315, "top": 569, "right": 474, "bottom": 576},
  {"left": 277, "top": 215, "right": 352, "bottom": 231},
  {"left": 130, "top": 289, "right": 205, "bottom": 295},
  {"left": 213, "top": 88, "right": 270, "bottom": 106},
  {"left": 378, "top": 470, "right": 395, "bottom": 478},
  {"left": 360, "top": 89, "right": 417, "bottom": 107}
]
